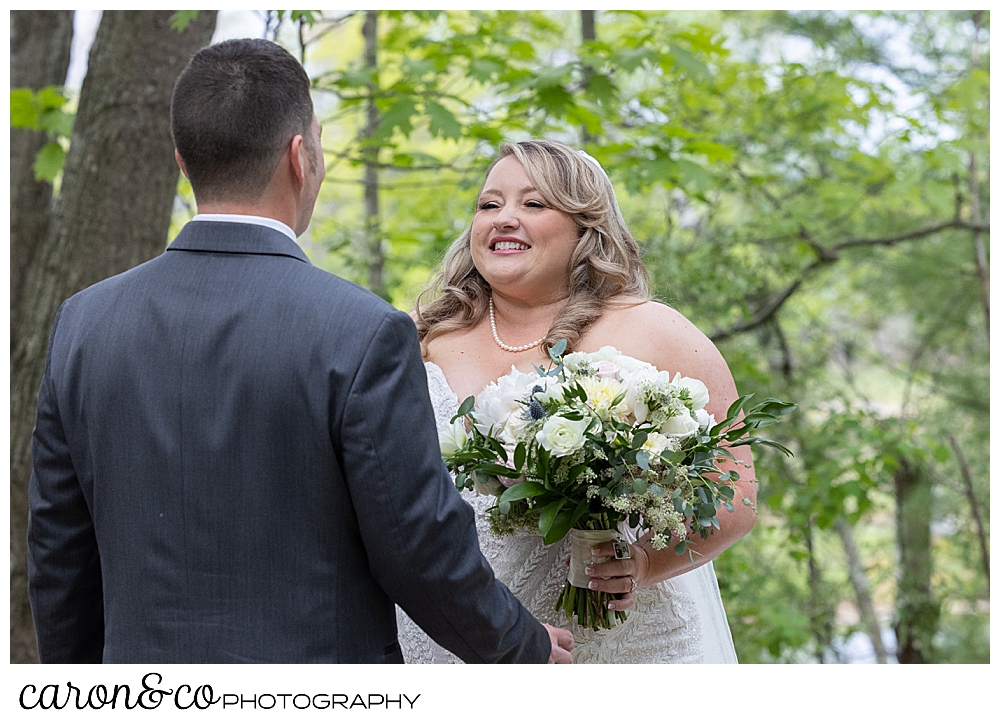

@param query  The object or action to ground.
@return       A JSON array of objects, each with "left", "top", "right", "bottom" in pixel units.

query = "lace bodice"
[{"left": 396, "top": 362, "right": 737, "bottom": 664}]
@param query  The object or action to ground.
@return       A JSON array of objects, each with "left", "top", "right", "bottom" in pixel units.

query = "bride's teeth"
[{"left": 494, "top": 241, "right": 528, "bottom": 251}]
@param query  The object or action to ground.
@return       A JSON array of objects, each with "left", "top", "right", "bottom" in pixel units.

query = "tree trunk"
[
  {"left": 948, "top": 435, "right": 989, "bottom": 584},
  {"left": 834, "top": 517, "right": 888, "bottom": 663},
  {"left": 804, "top": 523, "right": 834, "bottom": 662},
  {"left": 969, "top": 11, "right": 989, "bottom": 339},
  {"left": 9, "top": 10, "right": 217, "bottom": 664},
  {"left": 362, "top": 10, "right": 386, "bottom": 299},
  {"left": 893, "top": 457, "right": 939, "bottom": 664},
  {"left": 579, "top": 10, "right": 596, "bottom": 145},
  {"left": 10, "top": 11, "right": 74, "bottom": 325}
]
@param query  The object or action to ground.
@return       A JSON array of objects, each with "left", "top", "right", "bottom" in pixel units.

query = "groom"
[{"left": 27, "top": 38, "right": 573, "bottom": 664}]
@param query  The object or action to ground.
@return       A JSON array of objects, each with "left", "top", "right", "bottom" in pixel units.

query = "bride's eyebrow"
[{"left": 479, "top": 185, "right": 538, "bottom": 197}]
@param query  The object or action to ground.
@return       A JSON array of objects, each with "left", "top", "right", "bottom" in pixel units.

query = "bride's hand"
[{"left": 585, "top": 541, "right": 651, "bottom": 612}]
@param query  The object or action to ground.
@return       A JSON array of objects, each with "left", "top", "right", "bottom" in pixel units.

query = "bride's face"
[{"left": 470, "top": 156, "right": 580, "bottom": 301}]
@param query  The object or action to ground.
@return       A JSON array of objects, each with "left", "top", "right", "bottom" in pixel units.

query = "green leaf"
[
  {"left": 377, "top": 94, "right": 419, "bottom": 139},
  {"left": 425, "top": 100, "right": 463, "bottom": 140},
  {"left": 548, "top": 338, "right": 567, "bottom": 360},
  {"left": 33, "top": 142, "right": 66, "bottom": 183},
  {"left": 498, "top": 480, "right": 547, "bottom": 504},
  {"left": 10, "top": 89, "right": 39, "bottom": 128},
  {"left": 513, "top": 442, "right": 526, "bottom": 472},
  {"left": 39, "top": 109, "right": 74, "bottom": 138},
  {"left": 453, "top": 396, "right": 475, "bottom": 421},
  {"left": 542, "top": 509, "right": 575, "bottom": 545},
  {"left": 170, "top": 11, "right": 200, "bottom": 33},
  {"left": 538, "top": 499, "right": 565, "bottom": 537},
  {"left": 635, "top": 450, "right": 651, "bottom": 471},
  {"left": 508, "top": 40, "right": 535, "bottom": 60}
]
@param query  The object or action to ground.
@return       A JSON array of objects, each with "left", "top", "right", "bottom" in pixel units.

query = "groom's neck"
[{"left": 194, "top": 194, "right": 297, "bottom": 234}]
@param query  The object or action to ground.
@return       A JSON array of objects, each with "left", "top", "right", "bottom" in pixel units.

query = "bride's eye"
[
  {"left": 525, "top": 200, "right": 547, "bottom": 209},
  {"left": 477, "top": 200, "right": 500, "bottom": 210}
]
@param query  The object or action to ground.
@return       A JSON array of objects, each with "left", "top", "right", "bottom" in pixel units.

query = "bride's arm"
[{"left": 585, "top": 302, "right": 757, "bottom": 601}]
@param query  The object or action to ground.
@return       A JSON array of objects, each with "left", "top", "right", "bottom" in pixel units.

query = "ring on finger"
[{"left": 628, "top": 576, "right": 637, "bottom": 593}]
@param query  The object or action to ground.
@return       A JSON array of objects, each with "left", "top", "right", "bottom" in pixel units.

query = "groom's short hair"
[{"left": 171, "top": 37, "right": 314, "bottom": 204}]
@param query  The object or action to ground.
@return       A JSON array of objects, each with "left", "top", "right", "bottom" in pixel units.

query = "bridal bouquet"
[{"left": 438, "top": 340, "right": 795, "bottom": 630}]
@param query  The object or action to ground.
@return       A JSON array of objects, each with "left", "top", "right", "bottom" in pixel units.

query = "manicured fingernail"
[
  {"left": 608, "top": 602, "right": 616, "bottom": 610},
  {"left": 584, "top": 566, "right": 594, "bottom": 575},
  {"left": 588, "top": 581, "right": 598, "bottom": 589},
  {"left": 591, "top": 547, "right": 601, "bottom": 555}
]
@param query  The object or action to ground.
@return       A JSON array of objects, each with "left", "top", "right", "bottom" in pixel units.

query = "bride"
[{"left": 398, "top": 139, "right": 752, "bottom": 663}]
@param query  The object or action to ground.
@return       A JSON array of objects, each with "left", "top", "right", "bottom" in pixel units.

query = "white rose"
[
  {"left": 595, "top": 361, "right": 621, "bottom": 379},
  {"left": 660, "top": 410, "right": 700, "bottom": 438},
  {"left": 696, "top": 408, "right": 716, "bottom": 431},
  {"left": 438, "top": 419, "right": 468, "bottom": 456},
  {"left": 671, "top": 372, "right": 710, "bottom": 411},
  {"left": 536, "top": 416, "right": 589, "bottom": 456}
]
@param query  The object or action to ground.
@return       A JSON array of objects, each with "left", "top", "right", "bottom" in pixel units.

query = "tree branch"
[
  {"left": 948, "top": 434, "right": 989, "bottom": 584},
  {"left": 710, "top": 219, "right": 990, "bottom": 342}
]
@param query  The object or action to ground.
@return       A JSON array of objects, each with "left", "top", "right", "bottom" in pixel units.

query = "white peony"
[
  {"left": 695, "top": 408, "right": 716, "bottom": 431},
  {"left": 561, "top": 352, "right": 592, "bottom": 373},
  {"left": 671, "top": 372, "right": 710, "bottom": 411},
  {"left": 536, "top": 416, "right": 589, "bottom": 456},
  {"left": 473, "top": 366, "right": 538, "bottom": 446},
  {"left": 438, "top": 419, "right": 468, "bottom": 456},
  {"left": 611, "top": 354, "right": 651, "bottom": 375},
  {"left": 660, "top": 410, "right": 700, "bottom": 438},
  {"left": 590, "top": 346, "right": 621, "bottom": 363}
]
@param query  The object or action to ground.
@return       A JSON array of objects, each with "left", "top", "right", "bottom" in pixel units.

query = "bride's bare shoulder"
[
  {"left": 594, "top": 299, "right": 706, "bottom": 348},
  {"left": 588, "top": 300, "right": 736, "bottom": 410}
]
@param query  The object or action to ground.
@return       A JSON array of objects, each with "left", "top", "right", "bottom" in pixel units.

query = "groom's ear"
[
  {"left": 174, "top": 150, "right": 190, "bottom": 179},
  {"left": 288, "top": 134, "right": 307, "bottom": 190}
]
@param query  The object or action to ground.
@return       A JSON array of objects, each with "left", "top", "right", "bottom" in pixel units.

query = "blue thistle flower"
[{"left": 528, "top": 399, "right": 547, "bottom": 420}]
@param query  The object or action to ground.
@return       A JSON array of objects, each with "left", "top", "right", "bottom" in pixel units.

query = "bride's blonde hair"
[{"left": 414, "top": 139, "right": 649, "bottom": 356}]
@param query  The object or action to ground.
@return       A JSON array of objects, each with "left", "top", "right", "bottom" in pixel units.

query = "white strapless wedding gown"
[{"left": 396, "top": 362, "right": 739, "bottom": 664}]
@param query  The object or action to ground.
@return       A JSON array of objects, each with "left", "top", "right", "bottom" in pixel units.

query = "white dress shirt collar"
[{"left": 192, "top": 214, "right": 297, "bottom": 243}]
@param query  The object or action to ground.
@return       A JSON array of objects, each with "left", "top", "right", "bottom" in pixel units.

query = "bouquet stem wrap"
[
  {"left": 558, "top": 527, "right": 629, "bottom": 631},
  {"left": 567, "top": 529, "right": 620, "bottom": 587}
]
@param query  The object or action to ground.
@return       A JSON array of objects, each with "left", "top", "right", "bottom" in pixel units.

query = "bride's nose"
[{"left": 492, "top": 205, "right": 519, "bottom": 230}]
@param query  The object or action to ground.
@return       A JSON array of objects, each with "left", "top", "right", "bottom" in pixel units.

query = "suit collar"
[{"left": 167, "top": 220, "right": 311, "bottom": 264}]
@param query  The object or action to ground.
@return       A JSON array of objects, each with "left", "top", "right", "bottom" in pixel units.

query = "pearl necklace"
[{"left": 489, "top": 296, "right": 546, "bottom": 353}]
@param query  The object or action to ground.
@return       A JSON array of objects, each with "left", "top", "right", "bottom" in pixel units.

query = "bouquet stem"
[{"left": 557, "top": 580, "right": 627, "bottom": 631}]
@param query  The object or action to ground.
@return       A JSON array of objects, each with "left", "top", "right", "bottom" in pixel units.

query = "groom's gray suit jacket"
[{"left": 27, "top": 220, "right": 549, "bottom": 664}]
